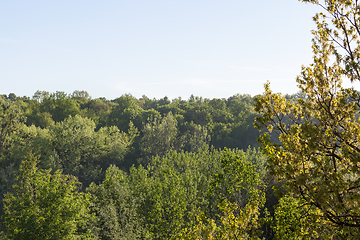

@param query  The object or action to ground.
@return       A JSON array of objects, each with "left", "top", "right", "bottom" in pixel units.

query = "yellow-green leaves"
[
  {"left": 256, "top": 80, "right": 360, "bottom": 234},
  {"left": 255, "top": 0, "right": 360, "bottom": 234},
  {"left": 2, "top": 154, "right": 94, "bottom": 239},
  {"left": 175, "top": 148, "right": 266, "bottom": 240},
  {"left": 273, "top": 195, "right": 335, "bottom": 239},
  {"left": 299, "top": 0, "right": 360, "bottom": 82},
  {"left": 176, "top": 199, "right": 263, "bottom": 240}
]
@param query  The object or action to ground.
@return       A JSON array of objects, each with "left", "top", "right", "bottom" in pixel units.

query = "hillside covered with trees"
[
  {"left": 0, "top": 91, "right": 281, "bottom": 239},
  {"left": 2, "top": 0, "right": 360, "bottom": 239}
]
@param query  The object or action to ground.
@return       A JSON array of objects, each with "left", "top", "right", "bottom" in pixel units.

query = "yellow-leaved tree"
[{"left": 255, "top": 0, "right": 360, "bottom": 237}]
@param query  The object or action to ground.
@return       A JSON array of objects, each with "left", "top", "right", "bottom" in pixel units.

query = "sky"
[{"left": 1, "top": 0, "right": 356, "bottom": 100}]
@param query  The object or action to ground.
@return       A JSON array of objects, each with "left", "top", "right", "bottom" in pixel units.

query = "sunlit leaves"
[
  {"left": 175, "top": 148, "right": 266, "bottom": 240},
  {"left": 2, "top": 154, "right": 94, "bottom": 240},
  {"left": 255, "top": 0, "right": 360, "bottom": 234}
]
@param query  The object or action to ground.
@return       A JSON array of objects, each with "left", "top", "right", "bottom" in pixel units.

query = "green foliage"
[
  {"left": 0, "top": 98, "right": 25, "bottom": 156},
  {"left": 254, "top": 0, "right": 360, "bottom": 236},
  {"left": 12, "top": 90, "right": 262, "bottom": 156},
  {"left": 107, "top": 94, "right": 145, "bottom": 132},
  {"left": 128, "top": 147, "right": 222, "bottom": 239},
  {"left": 87, "top": 165, "right": 149, "bottom": 240},
  {"left": 80, "top": 98, "right": 111, "bottom": 126},
  {"left": 0, "top": 90, "right": 272, "bottom": 238},
  {"left": 299, "top": 0, "right": 360, "bottom": 83},
  {"left": 50, "top": 115, "right": 133, "bottom": 186},
  {"left": 127, "top": 147, "right": 268, "bottom": 239},
  {"left": 182, "top": 122, "right": 211, "bottom": 152},
  {"left": 140, "top": 112, "right": 181, "bottom": 161},
  {"left": 176, "top": 148, "right": 266, "bottom": 240},
  {"left": 0, "top": 114, "right": 135, "bottom": 190},
  {"left": 176, "top": 199, "right": 263, "bottom": 240},
  {"left": 26, "top": 90, "right": 81, "bottom": 127},
  {"left": 71, "top": 90, "right": 91, "bottom": 102},
  {"left": 42, "top": 91, "right": 81, "bottom": 122},
  {"left": 0, "top": 124, "right": 54, "bottom": 211},
  {"left": 0, "top": 99, "right": 27, "bottom": 217},
  {"left": 2, "top": 154, "right": 94, "bottom": 239},
  {"left": 211, "top": 148, "right": 265, "bottom": 209},
  {"left": 274, "top": 195, "right": 305, "bottom": 240},
  {"left": 273, "top": 195, "right": 333, "bottom": 240}
]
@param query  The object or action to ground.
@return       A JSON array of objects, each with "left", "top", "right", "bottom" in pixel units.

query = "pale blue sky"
[{"left": 1, "top": 0, "right": 349, "bottom": 100}]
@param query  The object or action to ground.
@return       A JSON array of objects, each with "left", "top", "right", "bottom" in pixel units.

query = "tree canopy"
[
  {"left": 255, "top": 0, "right": 360, "bottom": 236},
  {"left": 2, "top": 154, "right": 94, "bottom": 239}
]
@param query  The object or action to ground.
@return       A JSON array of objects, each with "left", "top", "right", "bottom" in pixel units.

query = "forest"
[
  {"left": 3, "top": 0, "right": 360, "bottom": 239},
  {"left": 0, "top": 90, "right": 279, "bottom": 239}
]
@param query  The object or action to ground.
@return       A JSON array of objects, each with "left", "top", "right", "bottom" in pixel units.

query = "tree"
[
  {"left": 0, "top": 99, "right": 26, "bottom": 216},
  {"left": 0, "top": 98, "right": 24, "bottom": 156},
  {"left": 32, "top": 90, "right": 50, "bottom": 103},
  {"left": 107, "top": 94, "right": 144, "bottom": 132},
  {"left": 7, "top": 94, "right": 17, "bottom": 103},
  {"left": 140, "top": 112, "right": 181, "bottom": 161},
  {"left": 36, "top": 91, "right": 81, "bottom": 122},
  {"left": 81, "top": 99, "right": 111, "bottom": 126},
  {"left": 86, "top": 165, "right": 148, "bottom": 240},
  {"left": 50, "top": 115, "right": 133, "bottom": 186},
  {"left": 300, "top": 0, "right": 360, "bottom": 83},
  {"left": 175, "top": 148, "right": 266, "bottom": 240},
  {"left": 71, "top": 90, "right": 91, "bottom": 102},
  {"left": 175, "top": 199, "right": 264, "bottom": 240},
  {"left": 182, "top": 122, "right": 211, "bottom": 152},
  {"left": 0, "top": 123, "right": 55, "bottom": 215},
  {"left": 128, "top": 147, "right": 222, "bottom": 239},
  {"left": 254, "top": 0, "right": 360, "bottom": 235},
  {"left": 273, "top": 195, "right": 333, "bottom": 240},
  {"left": 2, "top": 154, "right": 94, "bottom": 239}
]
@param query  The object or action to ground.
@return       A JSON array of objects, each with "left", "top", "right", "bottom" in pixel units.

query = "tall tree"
[{"left": 255, "top": 0, "right": 360, "bottom": 235}]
